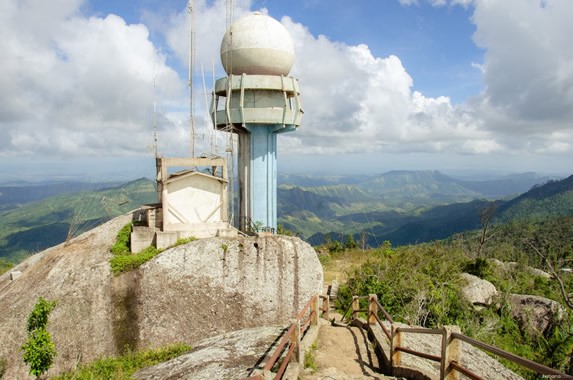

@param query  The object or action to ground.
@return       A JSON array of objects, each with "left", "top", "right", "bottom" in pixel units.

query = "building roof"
[{"left": 164, "top": 169, "right": 228, "bottom": 185}]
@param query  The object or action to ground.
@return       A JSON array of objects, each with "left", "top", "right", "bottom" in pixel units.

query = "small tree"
[
  {"left": 344, "top": 234, "right": 358, "bottom": 250},
  {"left": 22, "top": 297, "right": 57, "bottom": 379},
  {"left": 477, "top": 202, "right": 497, "bottom": 257}
]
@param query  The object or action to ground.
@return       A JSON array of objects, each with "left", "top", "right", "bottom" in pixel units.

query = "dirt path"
[{"left": 301, "top": 314, "right": 391, "bottom": 380}]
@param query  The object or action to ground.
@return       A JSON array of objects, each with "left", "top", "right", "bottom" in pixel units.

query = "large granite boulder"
[
  {"left": 460, "top": 273, "right": 498, "bottom": 307},
  {"left": 134, "top": 326, "right": 284, "bottom": 380},
  {"left": 510, "top": 294, "right": 567, "bottom": 336}
]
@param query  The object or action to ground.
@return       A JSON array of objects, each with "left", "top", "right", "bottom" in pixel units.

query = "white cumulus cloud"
[{"left": 0, "top": 0, "right": 183, "bottom": 158}]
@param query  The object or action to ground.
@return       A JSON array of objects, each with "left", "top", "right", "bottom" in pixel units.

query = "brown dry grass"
[{"left": 321, "top": 249, "right": 378, "bottom": 284}]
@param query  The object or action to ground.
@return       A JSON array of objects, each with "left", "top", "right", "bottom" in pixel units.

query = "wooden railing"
[
  {"left": 245, "top": 292, "right": 568, "bottom": 379},
  {"left": 355, "top": 294, "right": 570, "bottom": 379},
  {"left": 247, "top": 294, "right": 328, "bottom": 380}
]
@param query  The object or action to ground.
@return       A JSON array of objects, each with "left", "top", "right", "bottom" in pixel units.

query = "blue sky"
[{"left": 1, "top": 0, "right": 572, "bottom": 181}]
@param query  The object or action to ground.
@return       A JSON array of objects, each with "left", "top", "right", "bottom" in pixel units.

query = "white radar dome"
[{"left": 221, "top": 12, "right": 294, "bottom": 76}]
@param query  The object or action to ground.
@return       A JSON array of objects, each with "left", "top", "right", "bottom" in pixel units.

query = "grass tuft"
[
  {"left": 54, "top": 343, "right": 191, "bottom": 380},
  {"left": 303, "top": 343, "right": 318, "bottom": 371}
]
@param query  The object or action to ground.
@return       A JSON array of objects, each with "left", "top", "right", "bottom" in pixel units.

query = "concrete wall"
[{"left": 165, "top": 174, "right": 224, "bottom": 226}]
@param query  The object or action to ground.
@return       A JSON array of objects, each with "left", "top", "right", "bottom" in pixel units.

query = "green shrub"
[
  {"left": 110, "top": 223, "right": 199, "bottom": 275},
  {"left": 344, "top": 234, "right": 358, "bottom": 250},
  {"left": 22, "top": 297, "right": 57, "bottom": 379},
  {"left": 463, "top": 258, "right": 493, "bottom": 280},
  {"left": 0, "top": 258, "right": 13, "bottom": 275},
  {"left": 111, "top": 223, "right": 132, "bottom": 256},
  {"left": 22, "top": 328, "right": 56, "bottom": 379},
  {"left": 0, "top": 357, "right": 8, "bottom": 378},
  {"left": 173, "top": 236, "right": 197, "bottom": 247},
  {"left": 110, "top": 246, "right": 162, "bottom": 275},
  {"left": 54, "top": 343, "right": 192, "bottom": 380},
  {"left": 26, "top": 297, "right": 56, "bottom": 333}
]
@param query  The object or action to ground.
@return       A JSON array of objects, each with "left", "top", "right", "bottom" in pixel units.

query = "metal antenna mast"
[
  {"left": 226, "top": 0, "right": 235, "bottom": 226},
  {"left": 153, "top": 60, "right": 158, "bottom": 157},
  {"left": 188, "top": 0, "right": 196, "bottom": 158}
]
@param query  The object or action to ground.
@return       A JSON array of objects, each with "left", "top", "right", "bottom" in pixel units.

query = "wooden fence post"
[
  {"left": 291, "top": 319, "right": 302, "bottom": 364},
  {"left": 352, "top": 296, "right": 359, "bottom": 321},
  {"left": 368, "top": 294, "right": 378, "bottom": 324},
  {"left": 311, "top": 294, "right": 319, "bottom": 325},
  {"left": 391, "top": 325, "right": 402, "bottom": 371},
  {"left": 322, "top": 296, "right": 330, "bottom": 320},
  {"left": 440, "top": 325, "right": 461, "bottom": 380}
]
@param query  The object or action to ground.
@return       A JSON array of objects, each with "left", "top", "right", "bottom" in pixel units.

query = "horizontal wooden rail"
[
  {"left": 349, "top": 294, "right": 569, "bottom": 380},
  {"left": 451, "top": 332, "right": 566, "bottom": 377},
  {"left": 275, "top": 341, "right": 296, "bottom": 379},
  {"left": 450, "top": 361, "right": 483, "bottom": 380},
  {"left": 297, "top": 296, "right": 314, "bottom": 320},
  {"left": 396, "top": 327, "right": 443, "bottom": 335},
  {"left": 263, "top": 323, "right": 296, "bottom": 372},
  {"left": 396, "top": 346, "right": 441, "bottom": 363},
  {"left": 373, "top": 298, "right": 394, "bottom": 323},
  {"left": 252, "top": 294, "right": 321, "bottom": 380},
  {"left": 370, "top": 311, "right": 391, "bottom": 340}
]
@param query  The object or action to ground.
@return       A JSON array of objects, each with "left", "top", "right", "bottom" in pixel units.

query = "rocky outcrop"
[
  {"left": 134, "top": 326, "right": 284, "bottom": 379},
  {"left": 136, "top": 234, "right": 324, "bottom": 349},
  {"left": 0, "top": 215, "right": 130, "bottom": 380},
  {"left": 460, "top": 273, "right": 498, "bottom": 307},
  {"left": 490, "top": 259, "right": 551, "bottom": 279},
  {"left": 510, "top": 294, "right": 566, "bottom": 336},
  {"left": 0, "top": 215, "right": 323, "bottom": 378}
]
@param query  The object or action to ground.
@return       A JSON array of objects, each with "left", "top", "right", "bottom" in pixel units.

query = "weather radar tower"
[{"left": 211, "top": 12, "right": 303, "bottom": 232}]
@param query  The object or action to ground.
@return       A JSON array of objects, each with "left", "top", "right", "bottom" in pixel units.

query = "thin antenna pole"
[
  {"left": 188, "top": 0, "right": 195, "bottom": 158},
  {"left": 153, "top": 63, "right": 158, "bottom": 157},
  {"left": 200, "top": 61, "right": 212, "bottom": 153},
  {"left": 226, "top": 0, "right": 235, "bottom": 226},
  {"left": 212, "top": 59, "right": 217, "bottom": 153}
]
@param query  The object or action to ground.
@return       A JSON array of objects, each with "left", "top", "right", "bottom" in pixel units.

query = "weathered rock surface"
[
  {"left": 134, "top": 326, "right": 284, "bottom": 380},
  {"left": 460, "top": 273, "right": 498, "bottom": 307},
  {"left": 0, "top": 215, "right": 130, "bottom": 379},
  {"left": 0, "top": 215, "right": 323, "bottom": 378},
  {"left": 510, "top": 294, "right": 566, "bottom": 336},
  {"left": 136, "top": 234, "right": 324, "bottom": 349},
  {"left": 490, "top": 259, "right": 551, "bottom": 279}
]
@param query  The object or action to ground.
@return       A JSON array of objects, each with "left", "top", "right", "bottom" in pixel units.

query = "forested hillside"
[
  {"left": 0, "top": 178, "right": 156, "bottom": 263},
  {"left": 324, "top": 215, "right": 573, "bottom": 376},
  {"left": 307, "top": 174, "right": 573, "bottom": 247}
]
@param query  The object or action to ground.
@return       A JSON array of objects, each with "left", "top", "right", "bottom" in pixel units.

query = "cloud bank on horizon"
[{"left": 1, "top": 0, "right": 572, "bottom": 174}]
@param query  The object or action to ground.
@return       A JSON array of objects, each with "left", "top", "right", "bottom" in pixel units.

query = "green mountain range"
[
  {"left": 306, "top": 173, "right": 573, "bottom": 247},
  {"left": 0, "top": 179, "right": 156, "bottom": 262},
  {"left": 0, "top": 170, "right": 568, "bottom": 264}
]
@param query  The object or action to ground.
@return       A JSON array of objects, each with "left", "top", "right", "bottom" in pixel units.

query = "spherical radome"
[{"left": 221, "top": 12, "right": 294, "bottom": 76}]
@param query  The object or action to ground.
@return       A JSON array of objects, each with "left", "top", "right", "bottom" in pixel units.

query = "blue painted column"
[{"left": 244, "top": 125, "right": 277, "bottom": 230}]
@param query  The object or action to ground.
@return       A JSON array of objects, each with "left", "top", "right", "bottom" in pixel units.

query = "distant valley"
[{"left": 0, "top": 170, "right": 569, "bottom": 265}]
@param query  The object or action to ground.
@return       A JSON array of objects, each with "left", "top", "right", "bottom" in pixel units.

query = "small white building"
[{"left": 131, "top": 156, "right": 237, "bottom": 252}]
